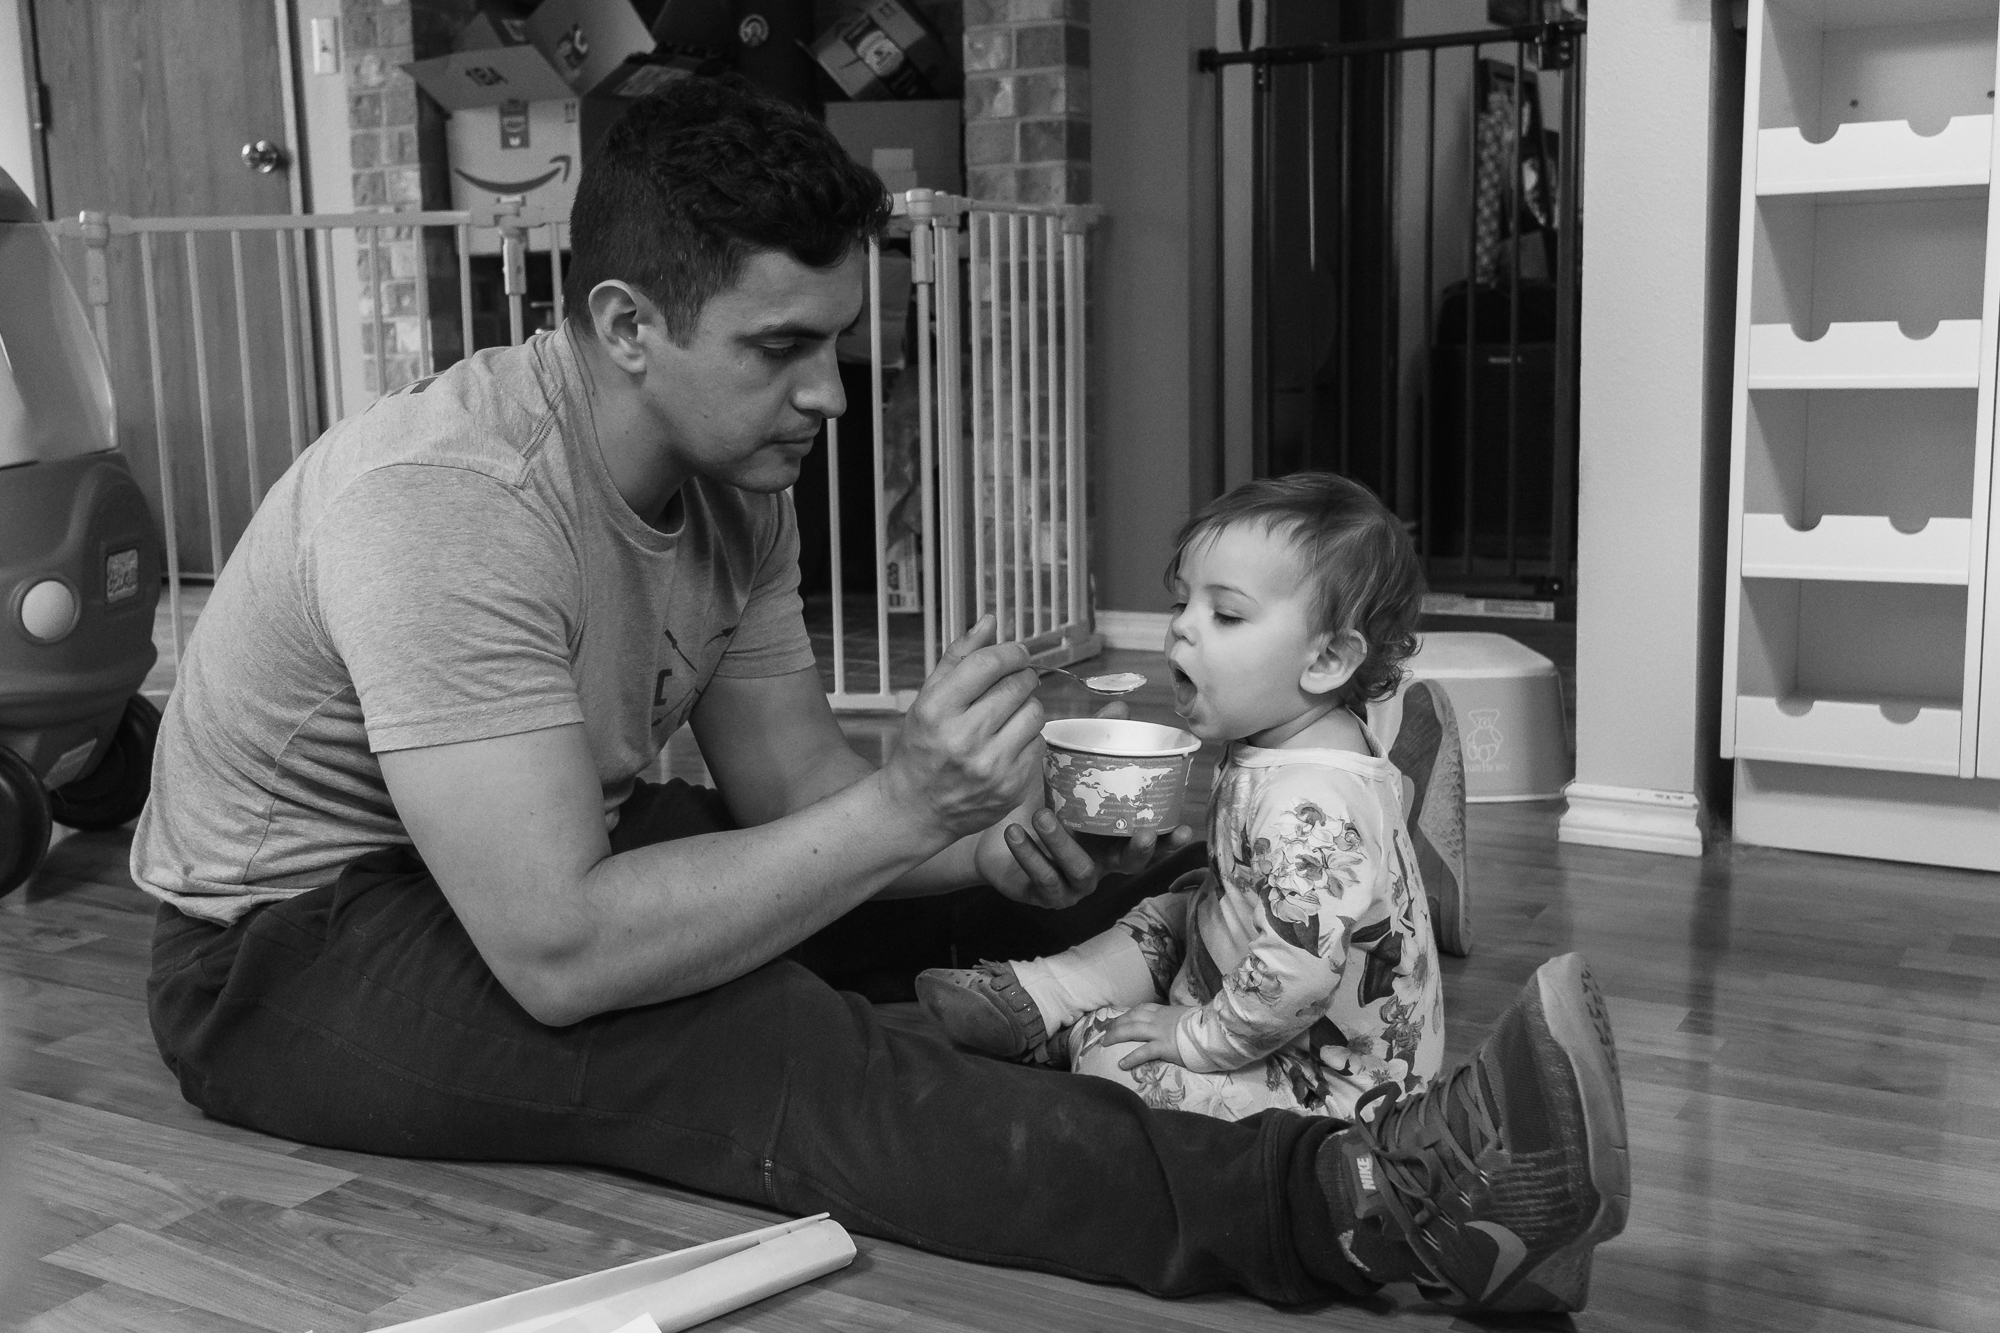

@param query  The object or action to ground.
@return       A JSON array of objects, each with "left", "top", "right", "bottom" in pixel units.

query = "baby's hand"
[{"left": 1101, "top": 1003, "right": 1197, "bottom": 1070}]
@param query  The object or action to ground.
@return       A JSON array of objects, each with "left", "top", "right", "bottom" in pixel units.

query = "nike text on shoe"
[{"left": 1322, "top": 952, "right": 1630, "bottom": 1312}]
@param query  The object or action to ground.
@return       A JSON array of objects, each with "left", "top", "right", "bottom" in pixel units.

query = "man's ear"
[
  {"left": 1301, "top": 630, "right": 1366, "bottom": 698},
  {"left": 586, "top": 280, "right": 658, "bottom": 374}
]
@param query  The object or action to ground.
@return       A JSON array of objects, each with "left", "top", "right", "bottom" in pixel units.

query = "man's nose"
[{"left": 797, "top": 345, "right": 846, "bottom": 420}]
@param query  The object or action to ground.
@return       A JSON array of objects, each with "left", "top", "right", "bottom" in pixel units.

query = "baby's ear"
[{"left": 1301, "top": 630, "right": 1366, "bottom": 697}]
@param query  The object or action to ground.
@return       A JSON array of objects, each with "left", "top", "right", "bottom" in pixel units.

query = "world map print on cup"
[{"left": 1042, "top": 718, "right": 1202, "bottom": 835}]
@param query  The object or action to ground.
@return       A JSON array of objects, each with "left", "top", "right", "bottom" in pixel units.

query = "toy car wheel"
[
  {"left": 0, "top": 744, "right": 52, "bottom": 898},
  {"left": 49, "top": 693, "right": 161, "bottom": 833}
]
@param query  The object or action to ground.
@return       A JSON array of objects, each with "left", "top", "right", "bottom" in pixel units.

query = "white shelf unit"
[
  {"left": 1745, "top": 319, "right": 1983, "bottom": 388},
  {"left": 1757, "top": 115, "right": 1993, "bottom": 195},
  {"left": 1723, "top": 0, "right": 2000, "bottom": 867},
  {"left": 1739, "top": 513, "right": 1972, "bottom": 582}
]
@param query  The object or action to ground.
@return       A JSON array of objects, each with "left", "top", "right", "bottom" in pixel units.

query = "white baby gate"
[{"left": 44, "top": 190, "right": 1102, "bottom": 711}]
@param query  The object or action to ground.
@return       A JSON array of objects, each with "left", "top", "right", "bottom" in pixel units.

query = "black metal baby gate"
[{"left": 1202, "top": 6, "right": 1587, "bottom": 603}]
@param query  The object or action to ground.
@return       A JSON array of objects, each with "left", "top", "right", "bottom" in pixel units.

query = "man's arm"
[
  {"left": 378, "top": 622, "right": 1042, "bottom": 1026},
  {"left": 692, "top": 668, "right": 1193, "bottom": 904}
]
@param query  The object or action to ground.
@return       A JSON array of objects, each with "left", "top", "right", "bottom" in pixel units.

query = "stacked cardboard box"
[
  {"left": 809, "top": 0, "right": 951, "bottom": 101},
  {"left": 404, "top": 0, "right": 726, "bottom": 235}
]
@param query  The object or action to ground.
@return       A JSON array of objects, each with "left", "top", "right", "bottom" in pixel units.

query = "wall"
[
  {"left": 1088, "top": 0, "right": 1221, "bottom": 617},
  {"left": 293, "top": 0, "right": 376, "bottom": 419},
  {"left": 0, "top": 0, "right": 34, "bottom": 205},
  {"left": 1558, "top": 1, "right": 1740, "bottom": 856}
]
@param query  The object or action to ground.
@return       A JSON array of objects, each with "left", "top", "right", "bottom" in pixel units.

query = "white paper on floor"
[{"left": 369, "top": 1214, "right": 855, "bottom": 1333}]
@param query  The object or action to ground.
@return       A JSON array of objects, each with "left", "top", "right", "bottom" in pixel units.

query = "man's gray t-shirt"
[{"left": 131, "top": 329, "right": 816, "bottom": 924}]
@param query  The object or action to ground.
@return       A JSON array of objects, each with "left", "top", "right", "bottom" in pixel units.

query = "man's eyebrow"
[
  {"left": 742, "top": 304, "right": 868, "bottom": 341},
  {"left": 739, "top": 318, "right": 842, "bottom": 340}
]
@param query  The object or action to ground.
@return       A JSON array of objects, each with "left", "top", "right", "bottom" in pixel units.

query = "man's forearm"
[
  {"left": 730, "top": 724, "right": 995, "bottom": 901},
  {"left": 541, "top": 768, "right": 953, "bottom": 1020}
]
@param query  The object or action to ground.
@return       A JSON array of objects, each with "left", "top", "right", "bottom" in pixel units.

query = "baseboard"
[
  {"left": 1557, "top": 782, "right": 1704, "bottom": 857},
  {"left": 1095, "top": 610, "right": 1171, "bottom": 652}
]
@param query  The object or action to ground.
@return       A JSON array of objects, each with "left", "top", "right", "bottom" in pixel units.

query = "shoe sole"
[{"left": 1494, "top": 952, "right": 1631, "bottom": 1312}]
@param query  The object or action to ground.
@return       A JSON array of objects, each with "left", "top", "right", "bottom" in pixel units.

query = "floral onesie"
[{"left": 1059, "top": 732, "right": 1445, "bottom": 1122}]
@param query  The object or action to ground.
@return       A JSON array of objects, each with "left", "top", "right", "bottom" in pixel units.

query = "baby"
[{"left": 919, "top": 472, "right": 1443, "bottom": 1121}]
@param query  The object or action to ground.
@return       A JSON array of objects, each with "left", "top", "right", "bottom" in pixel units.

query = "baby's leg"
[
  {"left": 1012, "top": 888, "right": 1196, "bottom": 1033},
  {"left": 1067, "top": 1008, "right": 1330, "bottom": 1122}
]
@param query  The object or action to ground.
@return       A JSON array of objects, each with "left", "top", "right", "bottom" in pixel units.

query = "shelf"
[
  {"left": 1746, "top": 320, "right": 1982, "bottom": 388},
  {"left": 1768, "top": 0, "right": 1998, "bottom": 30},
  {"left": 1757, "top": 116, "right": 1993, "bottom": 195},
  {"left": 1739, "top": 513, "right": 1971, "bottom": 582},
  {"left": 1734, "top": 694, "right": 1961, "bottom": 774}
]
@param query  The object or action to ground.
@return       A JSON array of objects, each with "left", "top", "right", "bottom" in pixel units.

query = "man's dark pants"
[{"left": 147, "top": 779, "right": 1364, "bottom": 1303}]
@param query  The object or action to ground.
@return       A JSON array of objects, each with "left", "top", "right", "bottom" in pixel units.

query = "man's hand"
[
  {"left": 975, "top": 700, "right": 1196, "bottom": 909},
  {"left": 882, "top": 616, "right": 1045, "bottom": 842},
  {"left": 975, "top": 805, "right": 1196, "bottom": 909},
  {"left": 1100, "top": 1003, "right": 1198, "bottom": 1070}
]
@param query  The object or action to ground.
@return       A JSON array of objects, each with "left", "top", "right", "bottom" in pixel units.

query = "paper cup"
[{"left": 1042, "top": 717, "right": 1201, "bottom": 835}]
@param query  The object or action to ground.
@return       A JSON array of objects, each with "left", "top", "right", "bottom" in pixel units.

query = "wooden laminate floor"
[{"left": 5, "top": 646, "right": 1997, "bottom": 1332}]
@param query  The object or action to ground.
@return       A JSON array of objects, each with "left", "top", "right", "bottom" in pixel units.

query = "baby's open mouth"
[{"left": 1170, "top": 664, "right": 1196, "bottom": 713}]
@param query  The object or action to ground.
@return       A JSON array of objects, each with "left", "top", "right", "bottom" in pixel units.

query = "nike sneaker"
[{"left": 1322, "top": 952, "right": 1629, "bottom": 1311}]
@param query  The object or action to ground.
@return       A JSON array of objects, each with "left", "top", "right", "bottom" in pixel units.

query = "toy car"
[{"left": 1, "top": 167, "right": 164, "bottom": 897}]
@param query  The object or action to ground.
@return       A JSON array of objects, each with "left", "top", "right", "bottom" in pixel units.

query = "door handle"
[{"left": 241, "top": 140, "right": 288, "bottom": 173}]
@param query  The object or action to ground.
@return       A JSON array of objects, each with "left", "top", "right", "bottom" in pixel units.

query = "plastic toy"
[{"left": 0, "top": 167, "right": 164, "bottom": 896}]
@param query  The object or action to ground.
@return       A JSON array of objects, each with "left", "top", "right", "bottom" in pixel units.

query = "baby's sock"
[{"left": 1009, "top": 930, "right": 1160, "bottom": 1033}]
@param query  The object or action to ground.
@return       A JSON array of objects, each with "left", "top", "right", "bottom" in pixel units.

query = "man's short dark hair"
[
  {"left": 1167, "top": 472, "right": 1426, "bottom": 706},
  {"left": 562, "top": 76, "right": 890, "bottom": 343}
]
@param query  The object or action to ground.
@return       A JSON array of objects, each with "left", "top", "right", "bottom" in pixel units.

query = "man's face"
[{"left": 642, "top": 246, "right": 866, "bottom": 493}]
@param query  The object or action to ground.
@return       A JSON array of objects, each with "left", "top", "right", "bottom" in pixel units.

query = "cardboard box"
[
  {"left": 525, "top": 0, "right": 660, "bottom": 98},
  {"left": 447, "top": 98, "right": 582, "bottom": 252},
  {"left": 811, "top": 0, "right": 950, "bottom": 101},
  {"left": 453, "top": 1, "right": 535, "bottom": 53},
  {"left": 405, "top": 46, "right": 576, "bottom": 112},
  {"left": 824, "top": 99, "right": 962, "bottom": 195}
]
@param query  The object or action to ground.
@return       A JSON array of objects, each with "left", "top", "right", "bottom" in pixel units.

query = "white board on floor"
[{"left": 368, "top": 1214, "right": 855, "bottom": 1333}]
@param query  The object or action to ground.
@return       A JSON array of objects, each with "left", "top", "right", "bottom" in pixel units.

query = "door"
[{"left": 30, "top": 0, "right": 306, "bottom": 575}]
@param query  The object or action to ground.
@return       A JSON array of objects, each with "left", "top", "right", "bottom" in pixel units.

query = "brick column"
[
  {"left": 963, "top": 0, "right": 1090, "bottom": 204},
  {"left": 960, "top": 2, "right": 1092, "bottom": 629},
  {"left": 341, "top": 0, "right": 470, "bottom": 394}
]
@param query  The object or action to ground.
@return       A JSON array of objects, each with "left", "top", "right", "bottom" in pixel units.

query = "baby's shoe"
[{"left": 916, "top": 961, "right": 1063, "bottom": 1065}]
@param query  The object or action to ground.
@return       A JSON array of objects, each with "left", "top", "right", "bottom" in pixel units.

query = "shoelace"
[{"left": 1348, "top": 1061, "right": 1505, "bottom": 1257}]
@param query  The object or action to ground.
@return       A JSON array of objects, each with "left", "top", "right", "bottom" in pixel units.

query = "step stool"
[{"left": 1405, "top": 631, "right": 1570, "bottom": 802}]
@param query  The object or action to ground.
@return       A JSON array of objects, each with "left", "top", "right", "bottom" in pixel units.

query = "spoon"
[{"left": 1039, "top": 666, "right": 1147, "bottom": 696}]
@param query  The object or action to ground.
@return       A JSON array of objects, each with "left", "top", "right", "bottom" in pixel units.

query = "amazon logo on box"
[{"left": 446, "top": 98, "right": 581, "bottom": 254}]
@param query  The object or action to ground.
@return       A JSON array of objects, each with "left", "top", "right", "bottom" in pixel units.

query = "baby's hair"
[{"left": 1165, "top": 472, "right": 1425, "bottom": 705}]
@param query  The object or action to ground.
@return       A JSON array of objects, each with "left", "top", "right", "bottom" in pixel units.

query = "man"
[{"left": 135, "top": 78, "right": 1626, "bottom": 1313}]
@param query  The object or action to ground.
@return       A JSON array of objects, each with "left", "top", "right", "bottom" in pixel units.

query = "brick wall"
[
  {"left": 963, "top": 0, "right": 1090, "bottom": 204},
  {"left": 340, "top": 0, "right": 470, "bottom": 394}
]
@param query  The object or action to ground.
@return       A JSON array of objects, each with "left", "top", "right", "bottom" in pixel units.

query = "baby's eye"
[
  {"left": 1169, "top": 601, "right": 1187, "bottom": 614},
  {"left": 1212, "top": 611, "right": 1242, "bottom": 625}
]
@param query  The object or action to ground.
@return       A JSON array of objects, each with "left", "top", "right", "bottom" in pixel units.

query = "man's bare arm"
[
  {"left": 378, "top": 622, "right": 1041, "bottom": 1026},
  {"left": 690, "top": 666, "right": 1004, "bottom": 899},
  {"left": 693, "top": 669, "right": 1198, "bottom": 906}
]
